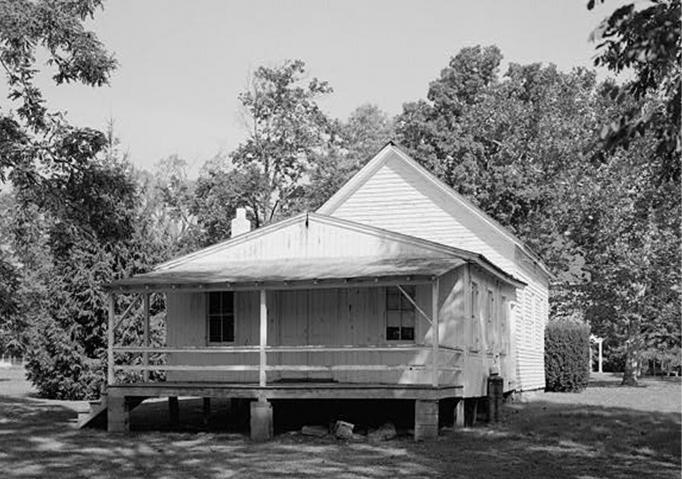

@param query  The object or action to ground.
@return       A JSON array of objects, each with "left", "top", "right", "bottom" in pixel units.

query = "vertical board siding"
[
  {"left": 165, "top": 285, "right": 466, "bottom": 386},
  {"left": 327, "top": 152, "right": 549, "bottom": 392}
]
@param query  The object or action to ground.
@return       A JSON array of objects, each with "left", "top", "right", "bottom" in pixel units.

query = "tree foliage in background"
[
  {"left": 396, "top": 42, "right": 680, "bottom": 386},
  {"left": 589, "top": 0, "right": 680, "bottom": 181},
  {"left": 304, "top": 103, "right": 394, "bottom": 210},
  {"left": 230, "top": 59, "right": 333, "bottom": 226},
  {"left": 0, "top": 1, "right": 177, "bottom": 398},
  {"left": 545, "top": 316, "right": 591, "bottom": 392},
  {"left": 586, "top": 0, "right": 681, "bottom": 384}
]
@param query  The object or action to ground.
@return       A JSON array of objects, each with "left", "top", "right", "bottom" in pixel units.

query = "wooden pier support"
[
  {"left": 414, "top": 399, "right": 439, "bottom": 440},
  {"left": 454, "top": 398, "right": 465, "bottom": 427},
  {"left": 250, "top": 399, "right": 273, "bottom": 441},
  {"left": 107, "top": 395, "right": 129, "bottom": 432},
  {"left": 464, "top": 398, "right": 478, "bottom": 427},
  {"left": 487, "top": 375, "right": 504, "bottom": 423}
]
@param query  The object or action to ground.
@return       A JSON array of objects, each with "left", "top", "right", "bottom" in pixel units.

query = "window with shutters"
[
  {"left": 207, "top": 291, "right": 235, "bottom": 343},
  {"left": 386, "top": 286, "right": 415, "bottom": 341}
]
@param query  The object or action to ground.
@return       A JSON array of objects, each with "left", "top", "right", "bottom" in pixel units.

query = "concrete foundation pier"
[
  {"left": 250, "top": 399, "right": 273, "bottom": 441},
  {"left": 107, "top": 395, "right": 130, "bottom": 432},
  {"left": 414, "top": 399, "right": 439, "bottom": 440}
]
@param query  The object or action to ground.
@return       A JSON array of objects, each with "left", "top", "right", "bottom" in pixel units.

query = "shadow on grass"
[{"left": 0, "top": 394, "right": 680, "bottom": 478}]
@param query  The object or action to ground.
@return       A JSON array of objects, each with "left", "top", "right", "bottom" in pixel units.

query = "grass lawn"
[{"left": 0, "top": 367, "right": 679, "bottom": 478}]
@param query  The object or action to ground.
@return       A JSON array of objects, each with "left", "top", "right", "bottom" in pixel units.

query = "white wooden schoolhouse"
[{"left": 97, "top": 143, "right": 551, "bottom": 440}]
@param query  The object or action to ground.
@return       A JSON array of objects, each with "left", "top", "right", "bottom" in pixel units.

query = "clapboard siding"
[{"left": 323, "top": 148, "right": 550, "bottom": 392}]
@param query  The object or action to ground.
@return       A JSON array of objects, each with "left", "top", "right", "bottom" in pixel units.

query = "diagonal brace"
[{"left": 397, "top": 285, "right": 432, "bottom": 325}]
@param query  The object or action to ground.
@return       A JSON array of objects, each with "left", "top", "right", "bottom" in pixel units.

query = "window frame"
[
  {"left": 485, "top": 289, "right": 495, "bottom": 351},
  {"left": 385, "top": 285, "right": 416, "bottom": 342},
  {"left": 206, "top": 291, "right": 236, "bottom": 344},
  {"left": 470, "top": 281, "right": 481, "bottom": 352}
]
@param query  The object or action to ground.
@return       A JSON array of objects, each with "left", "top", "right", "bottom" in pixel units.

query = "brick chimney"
[{"left": 230, "top": 207, "right": 251, "bottom": 237}]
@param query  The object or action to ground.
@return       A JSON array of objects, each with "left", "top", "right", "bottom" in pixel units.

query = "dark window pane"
[
  {"left": 222, "top": 316, "right": 234, "bottom": 342},
  {"left": 401, "top": 327, "right": 414, "bottom": 341},
  {"left": 386, "top": 289, "right": 400, "bottom": 310},
  {"left": 209, "top": 292, "right": 222, "bottom": 315},
  {"left": 209, "top": 317, "right": 222, "bottom": 342},
  {"left": 222, "top": 291, "right": 234, "bottom": 312},
  {"left": 386, "top": 327, "right": 401, "bottom": 340}
]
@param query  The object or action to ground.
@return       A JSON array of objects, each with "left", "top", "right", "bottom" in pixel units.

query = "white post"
[
  {"left": 143, "top": 293, "right": 150, "bottom": 382},
  {"left": 431, "top": 278, "right": 439, "bottom": 388},
  {"left": 598, "top": 339, "right": 603, "bottom": 373},
  {"left": 108, "top": 294, "right": 115, "bottom": 386},
  {"left": 259, "top": 289, "right": 267, "bottom": 387}
]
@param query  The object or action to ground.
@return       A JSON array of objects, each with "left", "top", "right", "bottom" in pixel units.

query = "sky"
[{"left": 7, "top": 0, "right": 618, "bottom": 176}]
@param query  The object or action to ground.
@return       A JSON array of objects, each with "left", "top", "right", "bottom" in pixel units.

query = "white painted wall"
[
  {"left": 164, "top": 262, "right": 512, "bottom": 397},
  {"left": 322, "top": 151, "right": 550, "bottom": 391}
]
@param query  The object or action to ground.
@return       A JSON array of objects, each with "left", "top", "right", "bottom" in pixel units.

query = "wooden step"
[{"left": 77, "top": 395, "right": 108, "bottom": 429}]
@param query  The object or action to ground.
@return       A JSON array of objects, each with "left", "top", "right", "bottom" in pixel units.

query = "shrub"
[
  {"left": 24, "top": 319, "right": 104, "bottom": 400},
  {"left": 545, "top": 317, "right": 590, "bottom": 392}
]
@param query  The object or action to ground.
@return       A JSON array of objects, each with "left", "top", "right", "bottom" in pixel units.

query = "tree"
[
  {"left": 396, "top": 44, "right": 681, "bottom": 386},
  {"left": 0, "top": 0, "right": 116, "bottom": 186},
  {"left": 588, "top": 0, "right": 681, "bottom": 181},
  {"left": 230, "top": 59, "right": 333, "bottom": 226},
  {"left": 587, "top": 0, "right": 681, "bottom": 384},
  {"left": 0, "top": 0, "right": 116, "bottom": 368},
  {"left": 304, "top": 104, "right": 394, "bottom": 209},
  {"left": 192, "top": 156, "right": 265, "bottom": 244}
]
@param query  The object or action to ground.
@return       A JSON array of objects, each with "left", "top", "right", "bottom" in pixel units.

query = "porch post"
[
  {"left": 598, "top": 339, "right": 603, "bottom": 373},
  {"left": 107, "top": 293, "right": 115, "bottom": 386},
  {"left": 143, "top": 293, "right": 150, "bottom": 382},
  {"left": 431, "top": 278, "right": 439, "bottom": 388},
  {"left": 259, "top": 289, "right": 267, "bottom": 387}
]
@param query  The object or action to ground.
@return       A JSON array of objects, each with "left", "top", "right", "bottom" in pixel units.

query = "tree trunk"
[{"left": 622, "top": 323, "right": 642, "bottom": 386}]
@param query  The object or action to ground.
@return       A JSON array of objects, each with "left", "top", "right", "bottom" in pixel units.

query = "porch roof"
[
  {"left": 110, "top": 255, "right": 468, "bottom": 290},
  {"left": 108, "top": 213, "right": 526, "bottom": 291}
]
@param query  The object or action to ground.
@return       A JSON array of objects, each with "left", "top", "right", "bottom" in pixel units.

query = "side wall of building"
[
  {"left": 323, "top": 153, "right": 550, "bottom": 391},
  {"left": 164, "top": 264, "right": 513, "bottom": 397}
]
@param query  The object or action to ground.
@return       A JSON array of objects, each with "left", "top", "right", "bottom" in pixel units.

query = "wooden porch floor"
[{"left": 108, "top": 381, "right": 463, "bottom": 400}]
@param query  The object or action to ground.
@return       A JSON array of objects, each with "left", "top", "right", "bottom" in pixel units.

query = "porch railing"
[{"left": 110, "top": 344, "right": 463, "bottom": 383}]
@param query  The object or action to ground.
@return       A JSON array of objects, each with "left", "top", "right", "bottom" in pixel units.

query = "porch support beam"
[
  {"left": 431, "top": 278, "right": 439, "bottom": 388},
  {"left": 259, "top": 289, "right": 267, "bottom": 387},
  {"left": 143, "top": 293, "right": 150, "bottom": 382},
  {"left": 114, "top": 295, "right": 140, "bottom": 330},
  {"left": 397, "top": 285, "right": 432, "bottom": 325},
  {"left": 108, "top": 293, "right": 115, "bottom": 386}
]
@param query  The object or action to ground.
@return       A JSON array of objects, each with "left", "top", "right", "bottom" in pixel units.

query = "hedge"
[{"left": 545, "top": 317, "right": 590, "bottom": 392}]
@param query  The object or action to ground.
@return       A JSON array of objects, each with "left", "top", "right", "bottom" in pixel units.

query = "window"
[
  {"left": 471, "top": 282, "right": 480, "bottom": 349},
  {"left": 485, "top": 289, "right": 495, "bottom": 349},
  {"left": 386, "top": 286, "right": 415, "bottom": 341},
  {"left": 500, "top": 296, "right": 508, "bottom": 352},
  {"left": 534, "top": 296, "right": 541, "bottom": 346},
  {"left": 522, "top": 291, "right": 532, "bottom": 347},
  {"left": 207, "top": 291, "right": 234, "bottom": 343}
]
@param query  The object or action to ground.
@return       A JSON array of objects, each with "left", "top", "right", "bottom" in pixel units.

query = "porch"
[{"left": 104, "top": 275, "right": 464, "bottom": 440}]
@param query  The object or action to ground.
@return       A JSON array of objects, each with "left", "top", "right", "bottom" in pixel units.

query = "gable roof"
[
  {"left": 318, "top": 142, "right": 551, "bottom": 277},
  {"left": 110, "top": 212, "right": 525, "bottom": 290}
]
